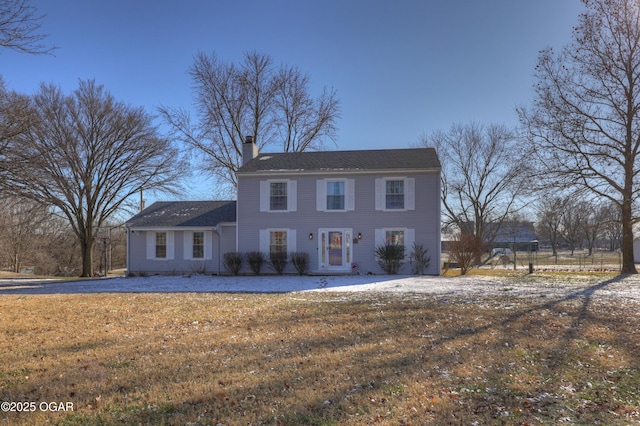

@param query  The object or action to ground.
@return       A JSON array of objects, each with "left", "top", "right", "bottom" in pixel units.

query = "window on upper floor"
[
  {"left": 385, "top": 180, "right": 404, "bottom": 209},
  {"left": 327, "top": 181, "right": 345, "bottom": 210},
  {"left": 260, "top": 180, "right": 297, "bottom": 212},
  {"left": 316, "top": 179, "right": 355, "bottom": 211},
  {"left": 375, "top": 177, "right": 415, "bottom": 211},
  {"left": 270, "top": 182, "right": 288, "bottom": 211}
]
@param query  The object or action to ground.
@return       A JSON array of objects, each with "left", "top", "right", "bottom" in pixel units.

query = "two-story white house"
[{"left": 125, "top": 138, "right": 441, "bottom": 275}]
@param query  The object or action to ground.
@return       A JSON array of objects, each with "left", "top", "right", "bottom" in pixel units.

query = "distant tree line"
[{"left": 433, "top": 0, "right": 640, "bottom": 275}]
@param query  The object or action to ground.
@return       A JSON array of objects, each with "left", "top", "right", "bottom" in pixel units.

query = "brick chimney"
[{"left": 242, "top": 135, "right": 258, "bottom": 166}]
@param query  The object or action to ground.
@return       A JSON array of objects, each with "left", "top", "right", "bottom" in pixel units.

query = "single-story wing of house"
[{"left": 125, "top": 200, "right": 236, "bottom": 275}]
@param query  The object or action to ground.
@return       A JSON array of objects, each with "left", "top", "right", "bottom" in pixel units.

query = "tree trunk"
[
  {"left": 80, "top": 238, "right": 94, "bottom": 277},
  {"left": 621, "top": 198, "right": 637, "bottom": 274}
]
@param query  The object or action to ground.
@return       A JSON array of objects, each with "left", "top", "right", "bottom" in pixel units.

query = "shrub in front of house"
[
  {"left": 246, "top": 251, "right": 265, "bottom": 275},
  {"left": 409, "top": 243, "right": 430, "bottom": 275},
  {"left": 269, "top": 252, "right": 288, "bottom": 275},
  {"left": 291, "top": 252, "right": 310, "bottom": 275},
  {"left": 375, "top": 244, "right": 405, "bottom": 274},
  {"left": 223, "top": 252, "right": 243, "bottom": 275}
]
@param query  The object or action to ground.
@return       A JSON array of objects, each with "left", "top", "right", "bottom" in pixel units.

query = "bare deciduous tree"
[
  {"left": 518, "top": 0, "right": 640, "bottom": 273},
  {"left": 0, "top": 196, "right": 48, "bottom": 272},
  {"left": 159, "top": 51, "right": 340, "bottom": 192},
  {"left": 0, "top": 0, "right": 55, "bottom": 55},
  {"left": 0, "top": 80, "right": 184, "bottom": 277},
  {"left": 0, "top": 78, "right": 30, "bottom": 152},
  {"left": 447, "top": 232, "right": 483, "bottom": 276},
  {"left": 583, "top": 201, "right": 608, "bottom": 256},
  {"left": 601, "top": 202, "right": 623, "bottom": 252},
  {"left": 422, "top": 122, "right": 525, "bottom": 246},
  {"left": 535, "top": 195, "right": 566, "bottom": 256},
  {"left": 560, "top": 198, "right": 588, "bottom": 256}
]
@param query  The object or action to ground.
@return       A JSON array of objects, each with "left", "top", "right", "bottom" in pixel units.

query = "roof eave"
[{"left": 236, "top": 167, "right": 441, "bottom": 177}]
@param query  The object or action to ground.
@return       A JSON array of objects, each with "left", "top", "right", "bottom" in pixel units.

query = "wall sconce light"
[
  {"left": 357, "top": 232, "right": 362, "bottom": 240},
  {"left": 309, "top": 233, "right": 314, "bottom": 240}
]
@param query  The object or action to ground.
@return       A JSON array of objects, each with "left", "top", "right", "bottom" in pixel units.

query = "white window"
[
  {"left": 259, "top": 229, "right": 297, "bottom": 256},
  {"left": 192, "top": 232, "right": 204, "bottom": 258},
  {"left": 316, "top": 179, "right": 355, "bottom": 211},
  {"left": 375, "top": 228, "right": 415, "bottom": 260},
  {"left": 269, "top": 230, "right": 287, "bottom": 255},
  {"left": 260, "top": 180, "right": 297, "bottom": 212},
  {"left": 375, "top": 177, "right": 415, "bottom": 211},
  {"left": 385, "top": 229, "right": 405, "bottom": 246},
  {"left": 385, "top": 180, "right": 405, "bottom": 209},
  {"left": 156, "top": 232, "right": 167, "bottom": 258},
  {"left": 146, "top": 231, "right": 175, "bottom": 260},
  {"left": 270, "top": 182, "right": 288, "bottom": 210},
  {"left": 183, "top": 231, "right": 213, "bottom": 260},
  {"left": 327, "top": 181, "right": 345, "bottom": 210}
]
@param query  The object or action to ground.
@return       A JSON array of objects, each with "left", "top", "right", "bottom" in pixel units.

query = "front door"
[{"left": 319, "top": 228, "right": 352, "bottom": 271}]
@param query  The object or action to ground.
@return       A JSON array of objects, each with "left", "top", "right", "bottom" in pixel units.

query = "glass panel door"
[
  {"left": 328, "top": 231, "right": 343, "bottom": 267},
  {"left": 319, "top": 228, "right": 353, "bottom": 271}
]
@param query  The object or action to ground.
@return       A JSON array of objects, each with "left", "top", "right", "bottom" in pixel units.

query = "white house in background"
[{"left": 125, "top": 137, "right": 442, "bottom": 275}]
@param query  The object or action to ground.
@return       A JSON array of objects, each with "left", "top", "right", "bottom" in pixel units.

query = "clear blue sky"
[{"left": 2, "top": 0, "right": 584, "bottom": 199}]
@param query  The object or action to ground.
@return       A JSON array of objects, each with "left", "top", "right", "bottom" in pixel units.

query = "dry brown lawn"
[{"left": 1, "top": 283, "right": 639, "bottom": 425}]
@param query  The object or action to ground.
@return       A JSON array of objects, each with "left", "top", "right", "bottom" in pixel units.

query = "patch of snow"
[{"left": 0, "top": 273, "right": 639, "bottom": 301}]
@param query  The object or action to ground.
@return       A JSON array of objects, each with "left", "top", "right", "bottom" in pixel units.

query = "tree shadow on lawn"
[{"left": 3, "top": 275, "right": 639, "bottom": 425}]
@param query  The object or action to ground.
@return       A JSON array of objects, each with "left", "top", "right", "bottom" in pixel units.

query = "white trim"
[
  {"left": 375, "top": 177, "right": 415, "bottom": 211},
  {"left": 318, "top": 227, "right": 353, "bottom": 271},
  {"left": 183, "top": 230, "right": 213, "bottom": 260},
  {"left": 259, "top": 228, "right": 296, "bottom": 255},
  {"left": 288, "top": 180, "right": 297, "bottom": 212},
  {"left": 204, "top": 231, "right": 213, "bottom": 260},
  {"left": 406, "top": 177, "right": 415, "bottom": 210},
  {"left": 236, "top": 169, "right": 438, "bottom": 178},
  {"left": 259, "top": 181, "right": 269, "bottom": 212},
  {"left": 317, "top": 178, "right": 355, "bottom": 212},
  {"left": 146, "top": 230, "right": 174, "bottom": 261},
  {"left": 183, "top": 231, "right": 191, "bottom": 260},
  {"left": 375, "top": 178, "right": 385, "bottom": 210},
  {"left": 316, "top": 180, "right": 326, "bottom": 211},
  {"left": 374, "top": 227, "right": 414, "bottom": 261},
  {"left": 260, "top": 179, "right": 297, "bottom": 213}
]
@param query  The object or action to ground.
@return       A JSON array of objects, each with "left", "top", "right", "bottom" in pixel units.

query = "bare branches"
[
  {"left": 272, "top": 65, "right": 339, "bottom": 152},
  {"left": 519, "top": 0, "right": 640, "bottom": 273},
  {"left": 423, "top": 122, "right": 525, "bottom": 245},
  {"left": 0, "top": 0, "right": 55, "bottom": 55},
  {"left": 1, "top": 80, "right": 184, "bottom": 276},
  {"left": 159, "top": 51, "right": 340, "bottom": 191}
]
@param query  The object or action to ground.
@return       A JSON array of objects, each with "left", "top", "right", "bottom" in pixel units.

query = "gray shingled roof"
[
  {"left": 125, "top": 201, "right": 236, "bottom": 228},
  {"left": 237, "top": 147, "right": 440, "bottom": 173}
]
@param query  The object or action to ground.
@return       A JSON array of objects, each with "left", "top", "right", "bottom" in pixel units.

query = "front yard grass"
[{"left": 1, "top": 285, "right": 639, "bottom": 425}]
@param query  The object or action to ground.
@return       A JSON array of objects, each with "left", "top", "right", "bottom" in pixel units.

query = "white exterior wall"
[{"left": 236, "top": 170, "right": 441, "bottom": 275}]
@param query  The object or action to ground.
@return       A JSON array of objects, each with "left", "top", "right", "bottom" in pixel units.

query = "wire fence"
[{"left": 484, "top": 250, "right": 622, "bottom": 273}]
